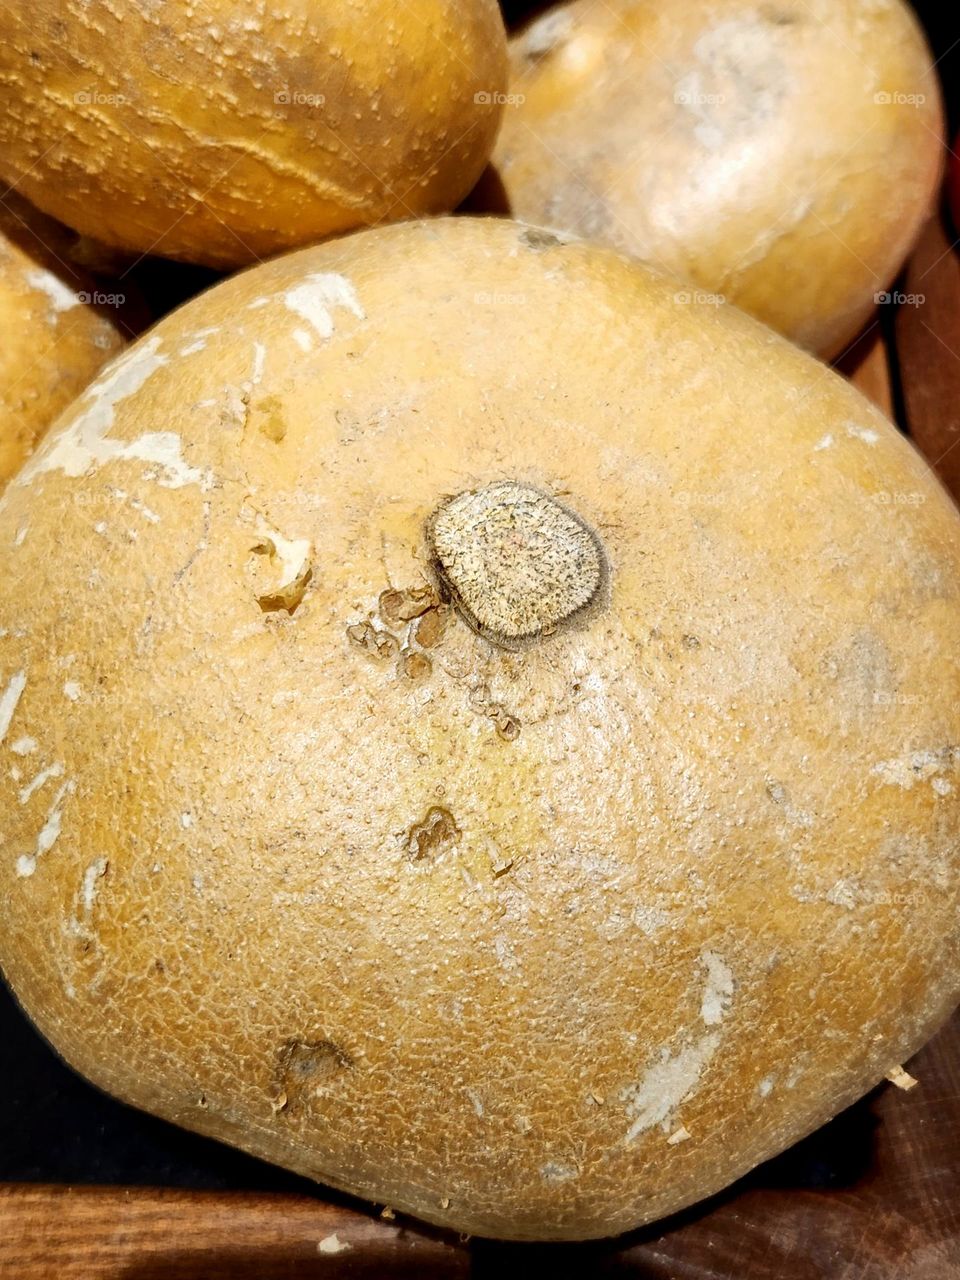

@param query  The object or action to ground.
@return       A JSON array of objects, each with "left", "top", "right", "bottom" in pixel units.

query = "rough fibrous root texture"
[{"left": 427, "top": 481, "right": 607, "bottom": 649}]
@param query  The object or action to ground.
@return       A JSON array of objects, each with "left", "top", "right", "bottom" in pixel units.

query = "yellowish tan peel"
[
  {"left": 476, "top": 0, "right": 944, "bottom": 358},
  {"left": 0, "top": 0, "right": 508, "bottom": 267},
  {"left": 0, "top": 218, "right": 958, "bottom": 1241}
]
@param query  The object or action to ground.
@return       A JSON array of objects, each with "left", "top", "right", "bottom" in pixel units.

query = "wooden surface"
[{"left": 3, "top": 218, "right": 960, "bottom": 1280}]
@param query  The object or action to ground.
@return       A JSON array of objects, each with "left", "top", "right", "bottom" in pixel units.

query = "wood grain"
[{"left": 897, "top": 206, "right": 960, "bottom": 501}]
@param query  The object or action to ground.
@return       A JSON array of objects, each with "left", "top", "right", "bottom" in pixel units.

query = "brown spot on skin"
[
  {"left": 347, "top": 621, "right": 399, "bottom": 660},
  {"left": 406, "top": 807, "right": 460, "bottom": 861},
  {"left": 427, "top": 481, "right": 608, "bottom": 651},
  {"left": 413, "top": 605, "right": 449, "bottom": 649},
  {"left": 255, "top": 395, "right": 287, "bottom": 442},
  {"left": 276, "top": 1038, "right": 351, "bottom": 1110},
  {"left": 379, "top": 585, "right": 437, "bottom": 628},
  {"left": 521, "top": 227, "right": 563, "bottom": 251},
  {"left": 401, "top": 650, "right": 432, "bottom": 682},
  {"left": 495, "top": 710, "right": 521, "bottom": 742}
]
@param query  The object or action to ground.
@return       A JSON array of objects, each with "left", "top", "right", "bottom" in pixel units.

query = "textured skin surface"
[
  {"left": 475, "top": 0, "right": 943, "bottom": 358},
  {"left": 0, "top": 217, "right": 958, "bottom": 1241},
  {"left": 0, "top": 0, "right": 507, "bottom": 267},
  {"left": 0, "top": 195, "right": 127, "bottom": 489}
]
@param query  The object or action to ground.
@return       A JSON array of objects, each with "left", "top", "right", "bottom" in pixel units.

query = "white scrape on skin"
[
  {"left": 317, "top": 1233, "right": 351, "bottom": 1255},
  {"left": 700, "top": 951, "right": 735, "bottom": 1026},
  {"left": 63, "top": 681, "right": 82, "bottom": 702},
  {"left": 871, "top": 748, "right": 958, "bottom": 791},
  {"left": 16, "top": 338, "right": 208, "bottom": 491},
  {"left": 622, "top": 1034, "right": 721, "bottom": 1144},
  {"left": 813, "top": 433, "right": 834, "bottom": 452},
  {"left": 24, "top": 268, "right": 81, "bottom": 313},
  {"left": 845, "top": 422, "right": 880, "bottom": 446},
  {"left": 10, "top": 737, "right": 37, "bottom": 756},
  {"left": 37, "top": 782, "right": 72, "bottom": 855},
  {"left": 251, "top": 342, "right": 266, "bottom": 384},
  {"left": 19, "top": 779, "right": 76, "bottom": 875},
  {"left": 19, "top": 761, "right": 64, "bottom": 805},
  {"left": 130, "top": 497, "right": 160, "bottom": 524},
  {"left": 758, "top": 1077, "right": 775, "bottom": 1097},
  {"left": 178, "top": 327, "right": 220, "bottom": 356},
  {"left": 0, "top": 672, "right": 27, "bottom": 744},
  {"left": 292, "top": 329, "right": 313, "bottom": 353},
  {"left": 621, "top": 952, "right": 737, "bottom": 1143},
  {"left": 14, "top": 527, "right": 28, "bottom": 546},
  {"left": 80, "top": 858, "right": 108, "bottom": 914},
  {"left": 283, "top": 272, "right": 365, "bottom": 340},
  {"left": 667, "top": 1126, "right": 692, "bottom": 1145}
]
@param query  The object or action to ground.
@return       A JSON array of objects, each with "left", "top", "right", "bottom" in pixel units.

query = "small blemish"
[
  {"left": 317, "top": 1234, "right": 351, "bottom": 1255},
  {"left": 400, "top": 650, "right": 432, "bottom": 682},
  {"left": 0, "top": 671, "right": 28, "bottom": 745},
  {"left": 494, "top": 710, "right": 521, "bottom": 742},
  {"left": 276, "top": 1038, "right": 352, "bottom": 1110},
  {"left": 845, "top": 422, "right": 880, "bottom": 446},
  {"left": 247, "top": 517, "right": 312, "bottom": 614},
  {"left": 378, "top": 585, "right": 437, "bottom": 628},
  {"left": 406, "top": 806, "right": 460, "bottom": 861},
  {"left": 521, "top": 227, "right": 564, "bottom": 251},
  {"left": 347, "top": 620, "right": 399, "bottom": 661},
  {"left": 700, "top": 951, "right": 735, "bottom": 1026},
  {"left": 413, "top": 606, "right": 449, "bottom": 649}
]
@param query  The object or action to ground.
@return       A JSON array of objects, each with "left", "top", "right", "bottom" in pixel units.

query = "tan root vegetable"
[
  {"left": 0, "top": 194, "right": 128, "bottom": 489},
  {"left": 476, "top": 0, "right": 944, "bottom": 357},
  {"left": 0, "top": 217, "right": 958, "bottom": 1241},
  {"left": 0, "top": 0, "right": 508, "bottom": 268}
]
